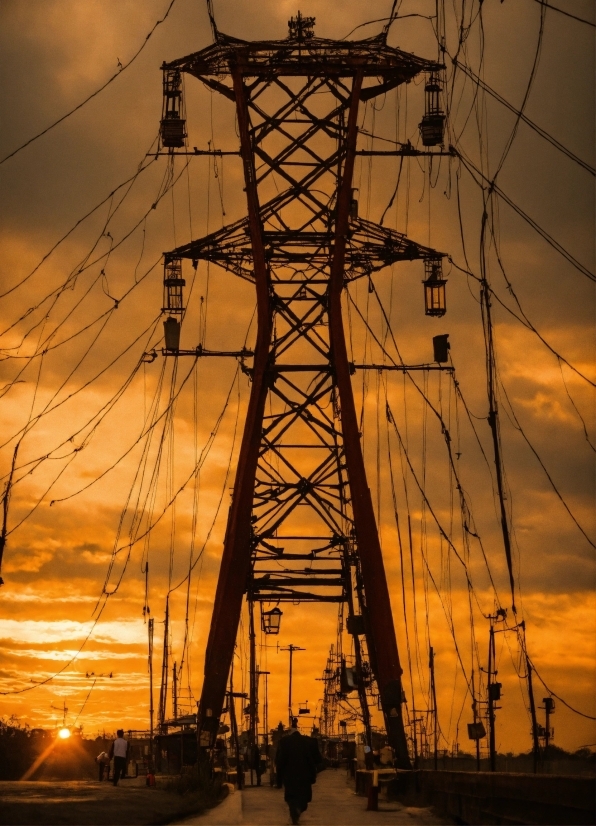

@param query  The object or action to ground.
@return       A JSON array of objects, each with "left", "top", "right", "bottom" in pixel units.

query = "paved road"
[{"left": 179, "top": 769, "right": 451, "bottom": 826}]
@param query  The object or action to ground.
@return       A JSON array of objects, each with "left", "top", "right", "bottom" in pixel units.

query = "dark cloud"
[{"left": 0, "top": 0, "right": 593, "bottom": 751}]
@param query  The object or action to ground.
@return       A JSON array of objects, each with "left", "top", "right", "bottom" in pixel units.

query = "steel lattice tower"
[{"left": 160, "top": 15, "right": 443, "bottom": 768}]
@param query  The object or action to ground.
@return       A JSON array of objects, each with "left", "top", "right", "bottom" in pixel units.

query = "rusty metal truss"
[{"left": 162, "top": 21, "right": 445, "bottom": 769}]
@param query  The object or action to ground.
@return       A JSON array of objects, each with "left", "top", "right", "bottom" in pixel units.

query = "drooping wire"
[
  {"left": 455, "top": 150, "right": 595, "bottom": 282},
  {"left": 498, "top": 379, "right": 596, "bottom": 550},
  {"left": 0, "top": 0, "right": 178, "bottom": 166},
  {"left": 451, "top": 58, "right": 594, "bottom": 176},
  {"left": 532, "top": 0, "right": 595, "bottom": 27}
]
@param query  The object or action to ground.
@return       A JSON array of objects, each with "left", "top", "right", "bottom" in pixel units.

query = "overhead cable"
[
  {"left": 447, "top": 257, "right": 596, "bottom": 389},
  {"left": 452, "top": 59, "right": 594, "bottom": 176},
  {"left": 0, "top": 149, "right": 158, "bottom": 300},
  {"left": 455, "top": 150, "right": 595, "bottom": 282},
  {"left": 533, "top": 0, "right": 595, "bottom": 27},
  {"left": 0, "top": 0, "right": 177, "bottom": 166},
  {"left": 499, "top": 381, "right": 596, "bottom": 551}
]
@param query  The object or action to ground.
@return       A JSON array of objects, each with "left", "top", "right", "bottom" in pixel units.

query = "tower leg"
[{"left": 328, "top": 71, "right": 410, "bottom": 768}]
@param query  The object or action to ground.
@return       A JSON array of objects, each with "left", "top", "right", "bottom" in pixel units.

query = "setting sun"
[{"left": 58, "top": 728, "right": 71, "bottom": 740}]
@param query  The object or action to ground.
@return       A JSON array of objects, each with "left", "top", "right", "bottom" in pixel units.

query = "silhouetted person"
[
  {"left": 109, "top": 729, "right": 128, "bottom": 786},
  {"left": 95, "top": 750, "right": 110, "bottom": 781},
  {"left": 251, "top": 742, "right": 262, "bottom": 786},
  {"left": 276, "top": 718, "right": 320, "bottom": 825}
]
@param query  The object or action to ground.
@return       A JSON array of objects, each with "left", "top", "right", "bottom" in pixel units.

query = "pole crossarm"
[
  {"left": 164, "top": 31, "right": 441, "bottom": 83},
  {"left": 164, "top": 19, "right": 443, "bottom": 769},
  {"left": 168, "top": 215, "right": 443, "bottom": 283}
]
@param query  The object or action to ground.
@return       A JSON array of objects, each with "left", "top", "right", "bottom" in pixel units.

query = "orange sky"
[{"left": 0, "top": 0, "right": 594, "bottom": 755}]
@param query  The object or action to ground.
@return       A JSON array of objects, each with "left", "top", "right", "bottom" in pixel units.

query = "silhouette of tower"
[{"left": 160, "top": 15, "right": 444, "bottom": 768}]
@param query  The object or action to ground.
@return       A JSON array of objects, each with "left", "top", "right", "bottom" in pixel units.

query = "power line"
[
  {"left": 455, "top": 150, "right": 595, "bottom": 282},
  {"left": 532, "top": 0, "right": 595, "bottom": 27},
  {"left": 452, "top": 58, "right": 594, "bottom": 176},
  {"left": 499, "top": 381, "right": 596, "bottom": 551},
  {"left": 0, "top": 146, "right": 158, "bottom": 300},
  {"left": 447, "top": 257, "right": 595, "bottom": 388},
  {"left": 0, "top": 0, "right": 178, "bottom": 166}
]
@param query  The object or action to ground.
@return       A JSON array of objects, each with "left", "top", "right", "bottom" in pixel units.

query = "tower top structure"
[{"left": 163, "top": 22, "right": 442, "bottom": 90}]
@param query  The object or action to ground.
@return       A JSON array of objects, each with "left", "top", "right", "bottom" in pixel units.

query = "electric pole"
[{"left": 281, "top": 644, "right": 305, "bottom": 726}]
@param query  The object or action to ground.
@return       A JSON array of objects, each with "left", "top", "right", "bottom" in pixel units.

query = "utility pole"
[
  {"left": 470, "top": 668, "right": 481, "bottom": 771},
  {"left": 281, "top": 645, "right": 305, "bottom": 726},
  {"left": 540, "top": 697, "right": 555, "bottom": 752},
  {"left": 521, "top": 623, "right": 540, "bottom": 773},
  {"left": 486, "top": 609, "right": 505, "bottom": 772},
  {"left": 248, "top": 599, "right": 257, "bottom": 768},
  {"left": 172, "top": 661, "right": 178, "bottom": 720},
  {"left": 255, "top": 668, "right": 270, "bottom": 781},
  {"left": 429, "top": 646, "right": 438, "bottom": 770},
  {"left": 480, "top": 221, "right": 516, "bottom": 614},
  {"left": 228, "top": 660, "right": 247, "bottom": 790},
  {"left": 410, "top": 707, "right": 423, "bottom": 768},
  {"left": 148, "top": 618, "right": 154, "bottom": 750},
  {"left": 158, "top": 598, "right": 169, "bottom": 731}
]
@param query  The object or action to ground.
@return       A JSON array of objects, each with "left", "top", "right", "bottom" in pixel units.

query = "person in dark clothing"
[
  {"left": 275, "top": 719, "right": 321, "bottom": 825},
  {"left": 109, "top": 729, "right": 128, "bottom": 786}
]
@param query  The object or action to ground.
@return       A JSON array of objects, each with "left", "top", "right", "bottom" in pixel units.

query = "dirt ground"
[{"left": 0, "top": 777, "right": 208, "bottom": 826}]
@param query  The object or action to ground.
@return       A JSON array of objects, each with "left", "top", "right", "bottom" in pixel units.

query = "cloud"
[{"left": 0, "top": 0, "right": 593, "bottom": 753}]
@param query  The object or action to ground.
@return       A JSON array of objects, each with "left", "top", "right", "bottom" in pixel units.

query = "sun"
[{"left": 58, "top": 728, "right": 71, "bottom": 739}]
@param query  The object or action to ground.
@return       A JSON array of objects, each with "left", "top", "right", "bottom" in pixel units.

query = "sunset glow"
[{"left": 0, "top": 0, "right": 593, "bottom": 762}]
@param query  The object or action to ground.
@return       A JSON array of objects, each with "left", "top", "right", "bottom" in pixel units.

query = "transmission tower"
[{"left": 158, "top": 14, "right": 445, "bottom": 768}]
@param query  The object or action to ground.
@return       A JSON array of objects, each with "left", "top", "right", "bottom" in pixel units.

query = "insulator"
[
  {"left": 423, "top": 257, "right": 447, "bottom": 317},
  {"left": 419, "top": 72, "right": 445, "bottom": 147},
  {"left": 160, "top": 69, "right": 186, "bottom": 149},
  {"left": 162, "top": 257, "right": 185, "bottom": 314}
]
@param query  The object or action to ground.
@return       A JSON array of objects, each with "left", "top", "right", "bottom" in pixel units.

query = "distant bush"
[{"left": 0, "top": 717, "right": 111, "bottom": 781}]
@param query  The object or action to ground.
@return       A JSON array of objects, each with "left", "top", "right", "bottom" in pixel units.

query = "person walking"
[
  {"left": 95, "top": 750, "right": 110, "bottom": 781},
  {"left": 109, "top": 729, "right": 128, "bottom": 786},
  {"left": 275, "top": 718, "right": 321, "bottom": 825}
]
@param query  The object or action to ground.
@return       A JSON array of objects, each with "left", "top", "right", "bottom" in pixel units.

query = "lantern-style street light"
[
  {"left": 261, "top": 606, "right": 282, "bottom": 635},
  {"left": 423, "top": 257, "right": 447, "bottom": 317}
]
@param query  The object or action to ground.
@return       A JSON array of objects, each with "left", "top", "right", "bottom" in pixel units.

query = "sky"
[{"left": 0, "top": 0, "right": 594, "bottom": 757}]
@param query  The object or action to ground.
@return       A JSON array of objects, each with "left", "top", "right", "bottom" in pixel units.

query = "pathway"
[{"left": 179, "top": 769, "right": 452, "bottom": 825}]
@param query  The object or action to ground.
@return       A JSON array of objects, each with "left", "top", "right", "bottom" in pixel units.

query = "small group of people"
[
  {"left": 95, "top": 719, "right": 320, "bottom": 824},
  {"left": 95, "top": 729, "right": 128, "bottom": 786},
  {"left": 275, "top": 718, "right": 322, "bottom": 826}
]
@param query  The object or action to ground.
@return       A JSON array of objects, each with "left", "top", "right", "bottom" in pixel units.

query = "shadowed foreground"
[{"left": 0, "top": 777, "right": 210, "bottom": 826}]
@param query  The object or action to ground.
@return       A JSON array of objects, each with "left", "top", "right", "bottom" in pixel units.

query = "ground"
[
  {"left": 179, "top": 769, "right": 452, "bottom": 826},
  {"left": 0, "top": 769, "right": 452, "bottom": 826},
  {"left": 0, "top": 776, "right": 208, "bottom": 826}
]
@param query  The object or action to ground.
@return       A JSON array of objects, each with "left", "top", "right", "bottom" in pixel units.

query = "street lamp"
[
  {"left": 261, "top": 606, "right": 282, "bottom": 635},
  {"left": 423, "top": 257, "right": 447, "bottom": 317}
]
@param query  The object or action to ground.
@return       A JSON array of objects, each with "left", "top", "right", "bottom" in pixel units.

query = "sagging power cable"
[
  {"left": 0, "top": 0, "right": 178, "bottom": 166},
  {"left": 452, "top": 59, "right": 594, "bottom": 176},
  {"left": 455, "top": 150, "right": 595, "bottom": 282},
  {"left": 532, "top": 0, "right": 595, "bottom": 27}
]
